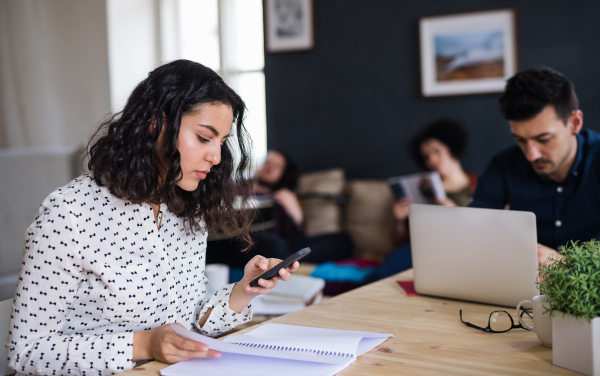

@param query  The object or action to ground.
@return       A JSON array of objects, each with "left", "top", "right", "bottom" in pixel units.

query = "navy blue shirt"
[{"left": 470, "top": 129, "right": 600, "bottom": 251}]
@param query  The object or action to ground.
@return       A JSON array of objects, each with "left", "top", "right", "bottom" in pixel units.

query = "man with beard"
[{"left": 470, "top": 67, "right": 600, "bottom": 265}]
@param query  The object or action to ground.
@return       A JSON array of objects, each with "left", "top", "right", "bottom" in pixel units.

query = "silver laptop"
[{"left": 409, "top": 204, "right": 538, "bottom": 307}]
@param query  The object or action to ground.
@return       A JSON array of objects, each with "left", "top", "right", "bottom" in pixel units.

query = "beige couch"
[{"left": 297, "top": 169, "right": 396, "bottom": 262}]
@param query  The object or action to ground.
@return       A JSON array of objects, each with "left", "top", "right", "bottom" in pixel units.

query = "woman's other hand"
[
  {"left": 273, "top": 188, "right": 304, "bottom": 225},
  {"left": 228, "top": 255, "right": 299, "bottom": 313},
  {"left": 133, "top": 323, "right": 220, "bottom": 363},
  {"left": 392, "top": 198, "right": 413, "bottom": 221}
]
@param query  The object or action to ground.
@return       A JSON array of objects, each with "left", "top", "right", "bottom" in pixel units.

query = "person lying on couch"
[
  {"left": 378, "top": 119, "right": 476, "bottom": 279},
  {"left": 252, "top": 149, "right": 305, "bottom": 239},
  {"left": 207, "top": 150, "right": 353, "bottom": 268},
  {"left": 470, "top": 67, "right": 600, "bottom": 266}
]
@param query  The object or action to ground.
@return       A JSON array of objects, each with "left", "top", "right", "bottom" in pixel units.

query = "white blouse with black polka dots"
[{"left": 6, "top": 174, "right": 252, "bottom": 375}]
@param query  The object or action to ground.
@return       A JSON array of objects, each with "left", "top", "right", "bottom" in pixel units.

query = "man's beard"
[
  {"left": 530, "top": 158, "right": 555, "bottom": 177},
  {"left": 531, "top": 148, "right": 570, "bottom": 179}
]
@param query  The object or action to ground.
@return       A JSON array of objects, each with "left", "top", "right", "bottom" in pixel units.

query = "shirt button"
[
  {"left": 557, "top": 186, "right": 563, "bottom": 193},
  {"left": 153, "top": 241, "right": 160, "bottom": 247},
  {"left": 36, "top": 369, "right": 43, "bottom": 375},
  {"left": 555, "top": 220, "right": 562, "bottom": 227}
]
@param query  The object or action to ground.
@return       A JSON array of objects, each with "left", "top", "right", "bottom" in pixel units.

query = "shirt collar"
[
  {"left": 88, "top": 172, "right": 152, "bottom": 211},
  {"left": 88, "top": 172, "right": 170, "bottom": 218},
  {"left": 87, "top": 172, "right": 120, "bottom": 206},
  {"left": 569, "top": 132, "right": 584, "bottom": 177}
]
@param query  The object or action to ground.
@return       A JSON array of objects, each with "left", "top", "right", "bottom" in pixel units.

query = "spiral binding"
[{"left": 230, "top": 342, "right": 353, "bottom": 358}]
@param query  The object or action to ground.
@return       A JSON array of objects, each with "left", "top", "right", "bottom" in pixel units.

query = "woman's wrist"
[
  {"left": 133, "top": 329, "right": 152, "bottom": 362},
  {"left": 228, "top": 282, "right": 253, "bottom": 314}
]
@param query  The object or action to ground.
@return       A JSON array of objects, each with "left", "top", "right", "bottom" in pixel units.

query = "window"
[
  {"left": 107, "top": 0, "right": 267, "bottom": 165},
  {"left": 179, "top": 0, "right": 267, "bottom": 165}
]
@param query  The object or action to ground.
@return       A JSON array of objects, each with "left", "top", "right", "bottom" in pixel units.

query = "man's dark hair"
[
  {"left": 409, "top": 118, "right": 468, "bottom": 170},
  {"left": 88, "top": 59, "right": 254, "bottom": 248},
  {"left": 499, "top": 67, "right": 579, "bottom": 123},
  {"left": 270, "top": 150, "right": 300, "bottom": 191}
]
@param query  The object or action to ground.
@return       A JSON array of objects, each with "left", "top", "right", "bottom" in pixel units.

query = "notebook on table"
[
  {"left": 161, "top": 323, "right": 392, "bottom": 376},
  {"left": 252, "top": 274, "right": 326, "bottom": 315}
]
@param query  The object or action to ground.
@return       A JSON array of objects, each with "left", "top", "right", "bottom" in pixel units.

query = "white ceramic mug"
[
  {"left": 205, "top": 264, "right": 230, "bottom": 295},
  {"left": 516, "top": 295, "right": 553, "bottom": 347}
]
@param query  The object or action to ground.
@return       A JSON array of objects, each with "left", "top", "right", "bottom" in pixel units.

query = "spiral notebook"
[{"left": 161, "top": 323, "right": 392, "bottom": 376}]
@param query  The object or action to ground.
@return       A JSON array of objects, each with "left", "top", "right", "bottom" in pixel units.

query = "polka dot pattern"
[{"left": 6, "top": 174, "right": 252, "bottom": 375}]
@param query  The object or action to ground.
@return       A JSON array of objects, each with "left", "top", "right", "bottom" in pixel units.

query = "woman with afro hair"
[{"left": 379, "top": 118, "right": 477, "bottom": 279}]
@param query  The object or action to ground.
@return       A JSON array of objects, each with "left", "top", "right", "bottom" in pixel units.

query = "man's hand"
[{"left": 537, "top": 243, "right": 563, "bottom": 266}]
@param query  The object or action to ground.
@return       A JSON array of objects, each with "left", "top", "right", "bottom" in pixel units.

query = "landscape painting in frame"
[
  {"left": 419, "top": 9, "right": 517, "bottom": 97},
  {"left": 265, "top": 0, "right": 314, "bottom": 53}
]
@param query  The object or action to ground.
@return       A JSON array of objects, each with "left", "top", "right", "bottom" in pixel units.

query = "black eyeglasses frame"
[{"left": 459, "top": 308, "right": 533, "bottom": 333}]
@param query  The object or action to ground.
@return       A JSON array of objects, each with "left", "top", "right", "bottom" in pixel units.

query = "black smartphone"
[{"left": 249, "top": 247, "right": 311, "bottom": 287}]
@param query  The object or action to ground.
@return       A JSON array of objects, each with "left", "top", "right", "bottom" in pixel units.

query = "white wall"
[{"left": 0, "top": 0, "right": 111, "bottom": 148}]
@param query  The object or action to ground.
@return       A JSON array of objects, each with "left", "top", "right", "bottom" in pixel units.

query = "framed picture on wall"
[
  {"left": 419, "top": 9, "right": 517, "bottom": 97},
  {"left": 264, "top": 0, "right": 314, "bottom": 53}
]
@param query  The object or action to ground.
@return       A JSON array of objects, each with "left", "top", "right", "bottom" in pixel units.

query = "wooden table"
[{"left": 119, "top": 269, "right": 578, "bottom": 376}]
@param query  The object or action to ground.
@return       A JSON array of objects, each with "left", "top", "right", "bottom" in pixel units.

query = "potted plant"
[{"left": 537, "top": 240, "right": 600, "bottom": 376}]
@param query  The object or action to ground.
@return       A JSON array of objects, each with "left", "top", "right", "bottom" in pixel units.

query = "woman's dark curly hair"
[
  {"left": 88, "top": 59, "right": 254, "bottom": 248},
  {"left": 269, "top": 150, "right": 300, "bottom": 191},
  {"left": 409, "top": 118, "right": 468, "bottom": 170}
]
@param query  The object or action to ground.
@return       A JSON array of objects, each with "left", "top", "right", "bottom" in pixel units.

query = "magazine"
[{"left": 388, "top": 171, "right": 446, "bottom": 203}]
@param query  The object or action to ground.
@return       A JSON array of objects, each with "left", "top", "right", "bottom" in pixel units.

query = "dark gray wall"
[{"left": 264, "top": 0, "right": 600, "bottom": 179}]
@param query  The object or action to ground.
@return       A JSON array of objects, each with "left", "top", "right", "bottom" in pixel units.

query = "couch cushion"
[
  {"left": 297, "top": 169, "right": 345, "bottom": 237},
  {"left": 345, "top": 180, "right": 395, "bottom": 261}
]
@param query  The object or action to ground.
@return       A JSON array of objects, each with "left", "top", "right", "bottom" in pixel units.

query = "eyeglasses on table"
[{"left": 460, "top": 307, "right": 533, "bottom": 333}]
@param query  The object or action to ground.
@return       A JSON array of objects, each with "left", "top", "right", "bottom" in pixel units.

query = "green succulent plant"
[{"left": 537, "top": 240, "right": 600, "bottom": 321}]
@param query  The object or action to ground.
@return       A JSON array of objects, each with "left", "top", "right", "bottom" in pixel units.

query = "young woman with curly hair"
[{"left": 7, "top": 60, "right": 298, "bottom": 375}]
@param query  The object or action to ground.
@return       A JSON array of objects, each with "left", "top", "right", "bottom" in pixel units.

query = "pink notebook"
[{"left": 396, "top": 280, "right": 418, "bottom": 296}]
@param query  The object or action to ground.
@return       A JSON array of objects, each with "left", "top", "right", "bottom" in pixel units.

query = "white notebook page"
[
  {"left": 162, "top": 324, "right": 392, "bottom": 376},
  {"left": 171, "top": 324, "right": 349, "bottom": 364},
  {"left": 160, "top": 352, "right": 355, "bottom": 376},
  {"left": 224, "top": 335, "right": 362, "bottom": 358},
  {"left": 231, "top": 323, "right": 392, "bottom": 357}
]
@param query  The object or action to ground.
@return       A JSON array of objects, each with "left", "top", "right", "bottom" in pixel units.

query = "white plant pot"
[{"left": 553, "top": 313, "right": 600, "bottom": 376}]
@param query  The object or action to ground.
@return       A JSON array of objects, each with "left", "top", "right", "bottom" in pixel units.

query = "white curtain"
[{"left": 0, "top": 0, "right": 111, "bottom": 148}]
